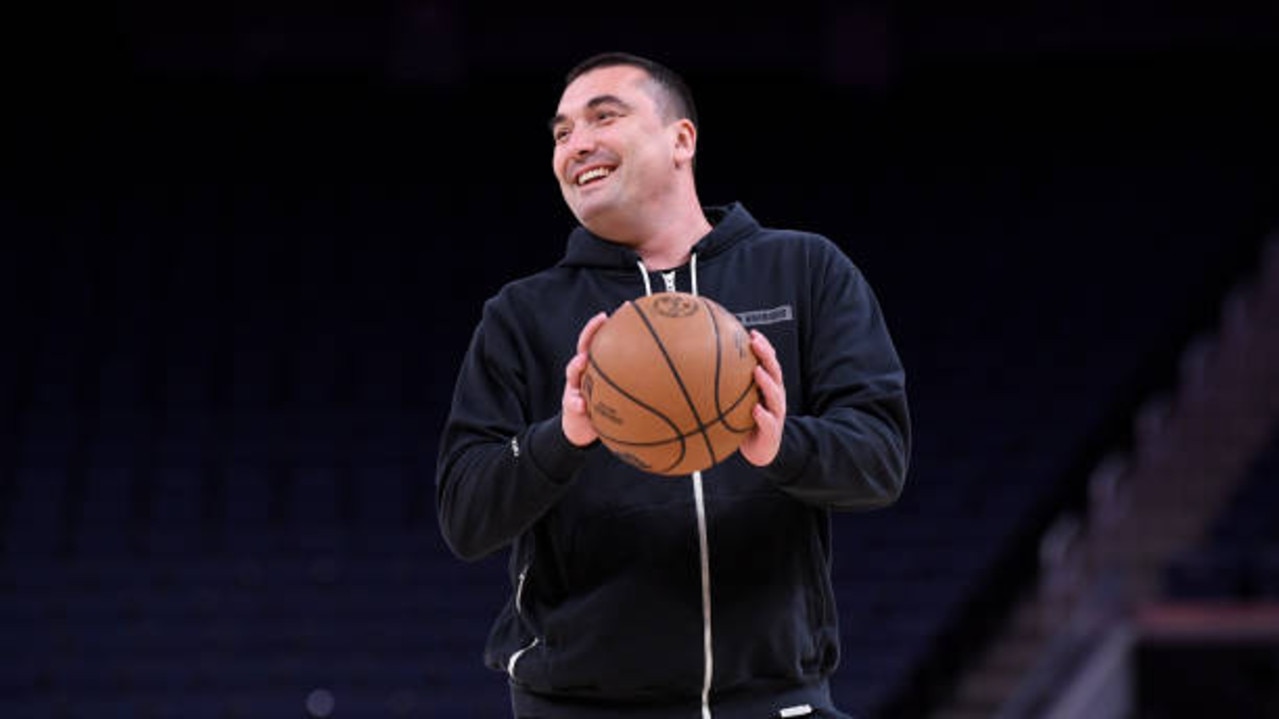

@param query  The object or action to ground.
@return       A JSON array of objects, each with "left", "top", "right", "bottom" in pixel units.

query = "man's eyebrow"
[{"left": 548, "top": 94, "right": 633, "bottom": 132}]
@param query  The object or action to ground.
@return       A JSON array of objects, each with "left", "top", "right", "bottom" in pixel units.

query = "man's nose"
[{"left": 565, "top": 127, "right": 596, "bottom": 157}]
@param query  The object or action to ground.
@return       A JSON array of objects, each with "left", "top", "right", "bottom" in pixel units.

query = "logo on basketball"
[
  {"left": 650, "top": 294, "right": 699, "bottom": 318},
  {"left": 591, "top": 401, "right": 624, "bottom": 426}
]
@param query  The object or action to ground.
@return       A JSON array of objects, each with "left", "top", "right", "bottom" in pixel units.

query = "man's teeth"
[{"left": 577, "top": 167, "right": 612, "bottom": 185}]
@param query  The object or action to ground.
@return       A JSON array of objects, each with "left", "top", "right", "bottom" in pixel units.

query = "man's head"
[
  {"left": 563, "top": 52, "right": 699, "bottom": 131},
  {"left": 550, "top": 52, "right": 702, "bottom": 243}
]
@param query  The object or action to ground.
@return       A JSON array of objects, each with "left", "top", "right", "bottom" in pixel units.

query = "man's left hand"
[{"left": 740, "top": 329, "right": 785, "bottom": 467}]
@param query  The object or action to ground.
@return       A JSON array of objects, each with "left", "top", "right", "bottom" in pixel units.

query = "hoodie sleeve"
[
  {"left": 435, "top": 298, "right": 594, "bottom": 560},
  {"left": 760, "top": 240, "right": 911, "bottom": 510}
]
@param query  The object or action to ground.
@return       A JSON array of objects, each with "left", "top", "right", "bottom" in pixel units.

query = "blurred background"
[{"left": 4, "top": 1, "right": 1278, "bottom": 717}]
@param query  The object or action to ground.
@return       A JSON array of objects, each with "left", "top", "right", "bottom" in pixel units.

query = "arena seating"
[{"left": 1162, "top": 427, "right": 1279, "bottom": 602}]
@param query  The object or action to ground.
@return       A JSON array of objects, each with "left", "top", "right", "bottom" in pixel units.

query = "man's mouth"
[{"left": 575, "top": 166, "right": 614, "bottom": 186}]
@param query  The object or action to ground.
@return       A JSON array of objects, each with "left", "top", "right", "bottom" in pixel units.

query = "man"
[{"left": 436, "top": 51, "right": 910, "bottom": 718}]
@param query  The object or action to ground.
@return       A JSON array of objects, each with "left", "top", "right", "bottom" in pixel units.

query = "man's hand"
[
  {"left": 562, "top": 312, "right": 609, "bottom": 447},
  {"left": 740, "top": 329, "right": 786, "bottom": 467}
]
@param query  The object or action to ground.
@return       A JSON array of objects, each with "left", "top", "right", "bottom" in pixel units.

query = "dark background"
[{"left": 4, "top": 1, "right": 1278, "bottom": 717}]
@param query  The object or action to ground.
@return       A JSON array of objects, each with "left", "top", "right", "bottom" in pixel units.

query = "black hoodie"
[{"left": 436, "top": 203, "right": 910, "bottom": 718}]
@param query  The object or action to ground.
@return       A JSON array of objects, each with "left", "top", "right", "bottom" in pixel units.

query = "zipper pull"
[{"left": 661, "top": 270, "right": 677, "bottom": 293}]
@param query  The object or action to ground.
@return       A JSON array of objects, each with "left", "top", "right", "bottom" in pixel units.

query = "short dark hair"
[{"left": 564, "top": 52, "right": 699, "bottom": 129}]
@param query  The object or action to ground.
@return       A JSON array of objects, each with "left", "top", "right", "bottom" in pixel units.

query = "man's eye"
[{"left": 553, "top": 129, "right": 570, "bottom": 143}]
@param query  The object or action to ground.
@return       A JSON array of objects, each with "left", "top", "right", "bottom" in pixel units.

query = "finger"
[
  {"left": 565, "top": 352, "right": 592, "bottom": 392},
  {"left": 750, "top": 330, "right": 782, "bottom": 382},
  {"left": 754, "top": 363, "right": 785, "bottom": 418},
  {"left": 742, "top": 401, "right": 782, "bottom": 467},
  {"left": 752, "top": 401, "right": 779, "bottom": 434},
  {"left": 577, "top": 312, "right": 609, "bottom": 354}
]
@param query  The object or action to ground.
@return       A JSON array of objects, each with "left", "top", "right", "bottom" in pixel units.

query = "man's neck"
[{"left": 633, "top": 206, "right": 713, "bottom": 271}]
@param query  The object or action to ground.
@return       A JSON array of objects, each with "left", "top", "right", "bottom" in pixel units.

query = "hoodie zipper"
[
  {"left": 680, "top": 262, "right": 713, "bottom": 717},
  {"left": 650, "top": 262, "right": 714, "bottom": 717},
  {"left": 692, "top": 470, "right": 714, "bottom": 719},
  {"left": 662, "top": 270, "right": 678, "bottom": 293}
]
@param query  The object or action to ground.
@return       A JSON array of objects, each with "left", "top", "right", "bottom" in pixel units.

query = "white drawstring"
[
  {"left": 636, "top": 260, "right": 653, "bottom": 296},
  {"left": 690, "top": 252, "right": 699, "bottom": 297}
]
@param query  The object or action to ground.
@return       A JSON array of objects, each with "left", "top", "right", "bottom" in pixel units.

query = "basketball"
[{"left": 582, "top": 292, "right": 759, "bottom": 476}]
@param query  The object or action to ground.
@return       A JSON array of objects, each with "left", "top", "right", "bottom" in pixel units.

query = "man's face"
[{"left": 550, "top": 65, "right": 682, "bottom": 235}]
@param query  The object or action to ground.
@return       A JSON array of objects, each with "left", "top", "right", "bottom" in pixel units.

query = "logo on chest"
[{"left": 734, "top": 305, "right": 794, "bottom": 327}]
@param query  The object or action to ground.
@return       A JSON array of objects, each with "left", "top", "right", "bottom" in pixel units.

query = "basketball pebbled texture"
[{"left": 582, "top": 292, "right": 759, "bottom": 476}]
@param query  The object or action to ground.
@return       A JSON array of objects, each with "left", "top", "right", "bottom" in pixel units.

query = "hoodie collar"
[{"left": 558, "top": 202, "right": 758, "bottom": 270}]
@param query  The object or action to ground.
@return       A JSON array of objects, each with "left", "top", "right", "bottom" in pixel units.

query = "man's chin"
[{"left": 571, "top": 199, "right": 614, "bottom": 229}]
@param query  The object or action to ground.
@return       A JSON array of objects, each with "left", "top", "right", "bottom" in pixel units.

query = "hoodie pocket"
[
  {"left": 531, "top": 501, "right": 705, "bottom": 695},
  {"left": 507, "top": 564, "right": 536, "bottom": 681},
  {"left": 801, "top": 523, "right": 837, "bottom": 673},
  {"left": 507, "top": 636, "right": 540, "bottom": 681}
]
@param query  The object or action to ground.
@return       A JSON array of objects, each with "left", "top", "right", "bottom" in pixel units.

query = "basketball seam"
[
  {"left": 598, "top": 412, "right": 752, "bottom": 448},
  {"left": 586, "top": 350, "right": 689, "bottom": 472},
  {"left": 633, "top": 300, "right": 720, "bottom": 467},
  {"left": 718, "top": 382, "right": 758, "bottom": 434},
  {"left": 707, "top": 297, "right": 725, "bottom": 430},
  {"left": 705, "top": 298, "right": 757, "bottom": 434}
]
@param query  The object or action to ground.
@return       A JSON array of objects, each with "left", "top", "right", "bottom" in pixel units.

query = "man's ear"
[{"left": 672, "top": 118, "right": 697, "bottom": 168}]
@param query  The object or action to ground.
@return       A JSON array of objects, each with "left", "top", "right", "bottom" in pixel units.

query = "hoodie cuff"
[
  {"left": 760, "top": 421, "right": 814, "bottom": 486},
  {"left": 527, "top": 414, "right": 597, "bottom": 484}
]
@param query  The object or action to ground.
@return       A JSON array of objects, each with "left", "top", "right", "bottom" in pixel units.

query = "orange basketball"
[{"left": 582, "top": 292, "right": 759, "bottom": 476}]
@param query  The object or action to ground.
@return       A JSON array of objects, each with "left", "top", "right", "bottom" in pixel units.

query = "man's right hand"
[{"left": 562, "top": 311, "right": 609, "bottom": 447}]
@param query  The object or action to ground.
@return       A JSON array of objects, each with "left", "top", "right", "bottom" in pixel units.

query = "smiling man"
[
  {"left": 549, "top": 61, "right": 712, "bottom": 271},
  {"left": 436, "top": 52, "right": 912, "bottom": 719}
]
